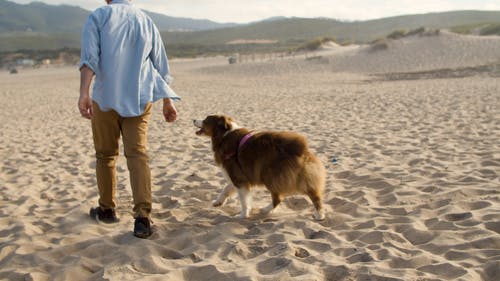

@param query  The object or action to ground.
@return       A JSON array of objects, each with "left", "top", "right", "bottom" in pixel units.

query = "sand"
[{"left": 0, "top": 32, "right": 499, "bottom": 281}]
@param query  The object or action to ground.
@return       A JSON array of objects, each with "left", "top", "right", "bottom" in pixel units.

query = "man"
[{"left": 78, "top": 0, "right": 179, "bottom": 239}]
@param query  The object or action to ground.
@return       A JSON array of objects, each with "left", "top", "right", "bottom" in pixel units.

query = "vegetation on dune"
[
  {"left": 296, "top": 37, "right": 337, "bottom": 51},
  {"left": 368, "top": 27, "right": 441, "bottom": 53},
  {"left": 167, "top": 42, "right": 297, "bottom": 58},
  {"left": 386, "top": 27, "right": 440, "bottom": 40},
  {"left": 387, "top": 29, "right": 408, "bottom": 40},
  {"left": 449, "top": 23, "right": 488, "bottom": 34},
  {"left": 449, "top": 23, "right": 500, "bottom": 35},
  {"left": 480, "top": 24, "right": 500, "bottom": 35},
  {"left": 368, "top": 38, "right": 389, "bottom": 52}
]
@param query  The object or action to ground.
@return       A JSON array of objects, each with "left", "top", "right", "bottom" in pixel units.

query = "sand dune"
[
  {"left": 0, "top": 32, "right": 499, "bottom": 281},
  {"left": 330, "top": 30, "right": 500, "bottom": 73}
]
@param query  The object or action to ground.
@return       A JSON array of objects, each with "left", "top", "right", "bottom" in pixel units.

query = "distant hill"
[
  {"left": 0, "top": 0, "right": 236, "bottom": 34},
  {"left": 146, "top": 11, "right": 237, "bottom": 32},
  {"left": 162, "top": 10, "right": 500, "bottom": 46},
  {"left": 0, "top": 0, "right": 88, "bottom": 33}
]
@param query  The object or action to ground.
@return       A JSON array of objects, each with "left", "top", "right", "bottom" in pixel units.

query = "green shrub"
[
  {"left": 450, "top": 25, "right": 474, "bottom": 34},
  {"left": 387, "top": 29, "right": 407, "bottom": 39},
  {"left": 480, "top": 24, "right": 500, "bottom": 35},
  {"left": 406, "top": 27, "right": 426, "bottom": 36},
  {"left": 369, "top": 38, "right": 389, "bottom": 52},
  {"left": 296, "top": 37, "right": 337, "bottom": 51},
  {"left": 385, "top": 27, "right": 439, "bottom": 40}
]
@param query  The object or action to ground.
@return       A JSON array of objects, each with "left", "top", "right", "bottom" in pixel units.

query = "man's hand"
[
  {"left": 163, "top": 98, "right": 178, "bottom": 122},
  {"left": 79, "top": 65, "right": 95, "bottom": 119},
  {"left": 78, "top": 94, "right": 93, "bottom": 119}
]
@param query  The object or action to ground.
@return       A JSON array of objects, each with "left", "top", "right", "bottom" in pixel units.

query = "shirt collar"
[{"left": 110, "top": 0, "right": 131, "bottom": 5}]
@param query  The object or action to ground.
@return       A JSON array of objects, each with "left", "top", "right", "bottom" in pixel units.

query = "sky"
[{"left": 9, "top": 0, "right": 500, "bottom": 23}]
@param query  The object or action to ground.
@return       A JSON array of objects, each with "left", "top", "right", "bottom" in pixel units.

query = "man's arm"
[
  {"left": 150, "top": 22, "right": 178, "bottom": 122},
  {"left": 78, "top": 65, "right": 95, "bottom": 119},
  {"left": 78, "top": 13, "right": 100, "bottom": 120},
  {"left": 149, "top": 23, "right": 171, "bottom": 83}
]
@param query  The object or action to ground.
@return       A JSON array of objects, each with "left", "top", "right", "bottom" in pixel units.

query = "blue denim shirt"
[{"left": 79, "top": 0, "right": 179, "bottom": 117}]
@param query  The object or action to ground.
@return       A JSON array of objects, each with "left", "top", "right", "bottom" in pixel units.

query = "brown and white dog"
[{"left": 193, "top": 115, "right": 326, "bottom": 220}]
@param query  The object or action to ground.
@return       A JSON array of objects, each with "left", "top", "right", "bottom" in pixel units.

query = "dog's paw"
[
  {"left": 260, "top": 204, "right": 275, "bottom": 214},
  {"left": 212, "top": 199, "right": 224, "bottom": 207},
  {"left": 313, "top": 210, "right": 326, "bottom": 221},
  {"left": 238, "top": 211, "right": 251, "bottom": 219}
]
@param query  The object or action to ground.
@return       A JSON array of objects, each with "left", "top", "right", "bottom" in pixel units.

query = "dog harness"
[{"left": 224, "top": 131, "right": 254, "bottom": 160}]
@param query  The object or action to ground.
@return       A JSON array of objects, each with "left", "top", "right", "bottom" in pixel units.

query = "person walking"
[{"left": 78, "top": 0, "right": 179, "bottom": 238}]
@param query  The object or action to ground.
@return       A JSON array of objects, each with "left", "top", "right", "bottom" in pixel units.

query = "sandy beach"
[{"left": 0, "top": 32, "right": 499, "bottom": 281}]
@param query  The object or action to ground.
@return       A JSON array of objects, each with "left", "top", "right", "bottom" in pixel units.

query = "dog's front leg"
[
  {"left": 212, "top": 184, "right": 237, "bottom": 207},
  {"left": 237, "top": 187, "right": 252, "bottom": 218}
]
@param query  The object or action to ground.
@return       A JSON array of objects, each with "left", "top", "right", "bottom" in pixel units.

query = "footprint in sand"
[
  {"left": 484, "top": 221, "right": 500, "bottom": 234},
  {"left": 256, "top": 257, "right": 292, "bottom": 275},
  {"left": 444, "top": 212, "right": 472, "bottom": 221}
]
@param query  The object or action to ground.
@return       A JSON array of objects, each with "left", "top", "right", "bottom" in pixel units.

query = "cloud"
[
  {"left": 12, "top": 0, "right": 102, "bottom": 10},
  {"left": 8, "top": 0, "right": 500, "bottom": 23},
  {"left": 152, "top": 0, "right": 500, "bottom": 22}
]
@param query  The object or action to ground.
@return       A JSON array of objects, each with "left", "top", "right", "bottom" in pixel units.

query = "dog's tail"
[{"left": 302, "top": 153, "right": 326, "bottom": 193}]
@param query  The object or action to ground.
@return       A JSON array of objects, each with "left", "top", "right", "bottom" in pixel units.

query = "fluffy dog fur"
[{"left": 194, "top": 115, "right": 326, "bottom": 220}]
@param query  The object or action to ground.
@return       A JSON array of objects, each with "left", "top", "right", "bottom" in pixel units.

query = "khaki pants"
[{"left": 91, "top": 101, "right": 152, "bottom": 218}]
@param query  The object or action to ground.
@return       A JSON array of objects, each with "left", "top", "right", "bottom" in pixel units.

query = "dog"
[{"left": 193, "top": 115, "right": 326, "bottom": 220}]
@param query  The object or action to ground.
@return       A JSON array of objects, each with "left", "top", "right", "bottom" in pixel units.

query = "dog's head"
[{"left": 193, "top": 115, "right": 240, "bottom": 137}]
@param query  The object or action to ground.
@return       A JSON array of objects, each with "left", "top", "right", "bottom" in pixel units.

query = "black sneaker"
[
  {"left": 89, "top": 207, "right": 120, "bottom": 223},
  {"left": 134, "top": 217, "right": 152, "bottom": 239}
]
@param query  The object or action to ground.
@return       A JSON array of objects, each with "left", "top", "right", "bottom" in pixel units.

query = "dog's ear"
[{"left": 217, "top": 116, "right": 230, "bottom": 131}]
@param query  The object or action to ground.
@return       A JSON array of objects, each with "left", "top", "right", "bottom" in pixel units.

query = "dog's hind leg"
[
  {"left": 213, "top": 184, "right": 237, "bottom": 207},
  {"left": 302, "top": 156, "right": 326, "bottom": 220},
  {"left": 237, "top": 186, "right": 252, "bottom": 218},
  {"left": 307, "top": 190, "right": 325, "bottom": 221},
  {"left": 261, "top": 192, "right": 282, "bottom": 214}
]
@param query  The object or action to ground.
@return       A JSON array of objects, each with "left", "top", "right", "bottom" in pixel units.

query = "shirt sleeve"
[
  {"left": 79, "top": 13, "right": 100, "bottom": 73},
  {"left": 149, "top": 23, "right": 172, "bottom": 84}
]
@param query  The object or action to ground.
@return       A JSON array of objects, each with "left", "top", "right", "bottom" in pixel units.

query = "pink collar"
[
  {"left": 224, "top": 132, "right": 254, "bottom": 160},
  {"left": 238, "top": 132, "right": 254, "bottom": 150}
]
